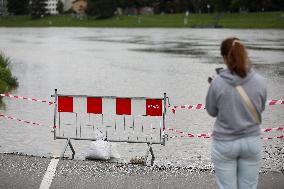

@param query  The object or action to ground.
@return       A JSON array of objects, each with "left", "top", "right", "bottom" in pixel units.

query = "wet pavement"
[{"left": 1, "top": 153, "right": 283, "bottom": 189}]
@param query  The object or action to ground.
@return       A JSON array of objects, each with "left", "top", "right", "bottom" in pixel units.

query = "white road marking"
[{"left": 39, "top": 158, "right": 59, "bottom": 189}]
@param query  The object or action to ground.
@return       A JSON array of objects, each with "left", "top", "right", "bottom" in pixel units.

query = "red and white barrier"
[
  {"left": 0, "top": 113, "right": 54, "bottom": 128},
  {"left": 0, "top": 93, "right": 54, "bottom": 105}
]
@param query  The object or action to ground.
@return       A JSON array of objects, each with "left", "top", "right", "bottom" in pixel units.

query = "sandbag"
[{"left": 85, "top": 140, "right": 111, "bottom": 160}]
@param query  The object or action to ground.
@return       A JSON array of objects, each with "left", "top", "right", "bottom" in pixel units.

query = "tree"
[
  {"left": 210, "top": 0, "right": 231, "bottom": 12},
  {"left": 87, "top": 0, "right": 117, "bottom": 18},
  {"left": 7, "top": 0, "right": 29, "bottom": 15},
  {"left": 57, "top": 0, "right": 64, "bottom": 14},
  {"left": 85, "top": 0, "right": 284, "bottom": 16},
  {"left": 30, "top": 0, "right": 47, "bottom": 19}
]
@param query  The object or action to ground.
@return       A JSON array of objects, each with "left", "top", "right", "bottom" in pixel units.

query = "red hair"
[{"left": 221, "top": 37, "right": 250, "bottom": 78}]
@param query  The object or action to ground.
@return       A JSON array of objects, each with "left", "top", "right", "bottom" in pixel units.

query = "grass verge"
[{"left": 0, "top": 12, "right": 283, "bottom": 28}]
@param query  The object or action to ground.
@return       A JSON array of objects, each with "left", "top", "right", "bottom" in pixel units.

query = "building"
[
  {"left": 0, "top": 0, "right": 7, "bottom": 16},
  {"left": 62, "top": 0, "right": 73, "bottom": 12},
  {"left": 46, "top": 0, "right": 58, "bottom": 15},
  {"left": 72, "top": 0, "right": 87, "bottom": 14}
]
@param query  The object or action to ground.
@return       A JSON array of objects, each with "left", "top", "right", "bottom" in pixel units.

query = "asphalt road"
[{"left": 0, "top": 153, "right": 283, "bottom": 189}]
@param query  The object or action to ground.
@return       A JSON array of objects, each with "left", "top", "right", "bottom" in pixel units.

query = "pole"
[
  {"left": 162, "top": 93, "right": 166, "bottom": 146},
  {"left": 53, "top": 89, "right": 58, "bottom": 140}
]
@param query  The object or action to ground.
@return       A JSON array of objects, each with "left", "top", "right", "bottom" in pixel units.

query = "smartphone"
[{"left": 215, "top": 67, "right": 223, "bottom": 74}]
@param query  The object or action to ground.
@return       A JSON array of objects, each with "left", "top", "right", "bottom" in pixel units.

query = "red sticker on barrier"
[
  {"left": 146, "top": 99, "right": 162, "bottom": 116},
  {"left": 116, "top": 98, "right": 131, "bottom": 115},
  {"left": 58, "top": 96, "right": 73, "bottom": 112},
  {"left": 87, "top": 97, "right": 102, "bottom": 114}
]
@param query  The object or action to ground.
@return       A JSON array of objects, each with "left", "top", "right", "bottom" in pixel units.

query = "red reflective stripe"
[
  {"left": 58, "top": 96, "right": 73, "bottom": 112},
  {"left": 196, "top": 104, "right": 202, "bottom": 109},
  {"left": 116, "top": 98, "right": 131, "bottom": 115},
  {"left": 188, "top": 105, "right": 193, "bottom": 109},
  {"left": 87, "top": 97, "right": 102, "bottom": 114},
  {"left": 264, "top": 128, "right": 272, "bottom": 132},
  {"left": 269, "top": 99, "right": 277, "bottom": 105},
  {"left": 146, "top": 99, "right": 162, "bottom": 116}
]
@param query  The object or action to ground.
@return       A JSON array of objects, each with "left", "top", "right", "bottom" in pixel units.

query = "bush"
[
  {"left": 0, "top": 53, "right": 18, "bottom": 95},
  {"left": 0, "top": 52, "right": 11, "bottom": 68},
  {"left": 0, "top": 80, "right": 8, "bottom": 94},
  {"left": 0, "top": 67, "right": 18, "bottom": 88}
]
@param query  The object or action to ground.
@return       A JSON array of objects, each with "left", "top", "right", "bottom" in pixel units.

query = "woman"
[{"left": 206, "top": 37, "right": 267, "bottom": 189}]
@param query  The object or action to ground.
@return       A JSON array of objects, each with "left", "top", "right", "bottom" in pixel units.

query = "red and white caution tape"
[
  {"left": 167, "top": 104, "right": 205, "bottom": 114},
  {"left": 262, "top": 127, "right": 284, "bottom": 132},
  {"left": 168, "top": 134, "right": 283, "bottom": 140},
  {"left": 0, "top": 93, "right": 54, "bottom": 105},
  {"left": 267, "top": 99, "right": 284, "bottom": 105},
  {"left": 261, "top": 135, "right": 284, "bottom": 140},
  {"left": 166, "top": 128, "right": 211, "bottom": 138},
  {"left": 168, "top": 99, "right": 284, "bottom": 114},
  {"left": 167, "top": 126, "right": 284, "bottom": 140},
  {"left": 0, "top": 113, "right": 54, "bottom": 128}
]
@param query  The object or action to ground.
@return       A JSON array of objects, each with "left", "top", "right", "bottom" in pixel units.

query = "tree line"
[
  {"left": 88, "top": 0, "right": 284, "bottom": 18},
  {"left": 7, "top": 0, "right": 284, "bottom": 19},
  {"left": 7, "top": 0, "right": 62, "bottom": 18},
  {"left": 92, "top": 0, "right": 284, "bottom": 13}
]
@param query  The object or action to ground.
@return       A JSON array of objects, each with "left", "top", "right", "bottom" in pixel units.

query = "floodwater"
[{"left": 0, "top": 28, "right": 283, "bottom": 171}]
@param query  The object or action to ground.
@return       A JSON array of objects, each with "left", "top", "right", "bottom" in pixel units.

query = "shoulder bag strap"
[{"left": 235, "top": 85, "right": 261, "bottom": 124}]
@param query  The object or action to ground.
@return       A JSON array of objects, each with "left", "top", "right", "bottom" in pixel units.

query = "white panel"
[
  {"left": 132, "top": 99, "right": 146, "bottom": 116},
  {"left": 73, "top": 97, "right": 87, "bottom": 114},
  {"left": 102, "top": 98, "right": 116, "bottom": 115}
]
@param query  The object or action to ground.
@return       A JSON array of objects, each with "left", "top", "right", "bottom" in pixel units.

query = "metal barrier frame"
[{"left": 52, "top": 89, "right": 167, "bottom": 165}]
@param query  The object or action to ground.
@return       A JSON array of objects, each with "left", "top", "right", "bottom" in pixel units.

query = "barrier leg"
[
  {"left": 144, "top": 143, "right": 155, "bottom": 166},
  {"left": 61, "top": 138, "right": 75, "bottom": 159}
]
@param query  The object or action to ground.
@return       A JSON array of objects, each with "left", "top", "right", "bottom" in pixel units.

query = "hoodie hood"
[{"left": 219, "top": 68, "right": 255, "bottom": 86}]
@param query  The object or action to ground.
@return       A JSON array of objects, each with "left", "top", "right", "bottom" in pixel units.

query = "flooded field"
[{"left": 0, "top": 28, "right": 283, "bottom": 171}]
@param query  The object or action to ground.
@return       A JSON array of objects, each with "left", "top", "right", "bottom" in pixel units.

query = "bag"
[
  {"left": 85, "top": 140, "right": 111, "bottom": 160},
  {"left": 235, "top": 85, "right": 261, "bottom": 124},
  {"left": 86, "top": 129, "right": 120, "bottom": 160}
]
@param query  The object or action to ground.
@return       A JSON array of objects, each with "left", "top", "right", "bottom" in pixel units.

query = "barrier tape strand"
[
  {"left": 168, "top": 99, "right": 284, "bottom": 114},
  {"left": 0, "top": 113, "right": 54, "bottom": 128},
  {"left": 166, "top": 126, "right": 284, "bottom": 140},
  {"left": 167, "top": 134, "right": 283, "bottom": 140},
  {"left": 0, "top": 93, "right": 54, "bottom": 105},
  {"left": 0, "top": 113, "right": 282, "bottom": 140}
]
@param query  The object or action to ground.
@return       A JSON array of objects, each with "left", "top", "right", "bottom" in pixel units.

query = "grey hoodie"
[{"left": 206, "top": 69, "right": 267, "bottom": 141}]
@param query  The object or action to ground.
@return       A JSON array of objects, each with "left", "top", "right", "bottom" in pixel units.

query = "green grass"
[
  {"left": 218, "top": 12, "right": 284, "bottom": 28},
  {"left": 0, "top": 53, "right": 18, "bottom": 96},
  {"left": 0, "top": 12, "right": 283, "bottom": 28}
]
